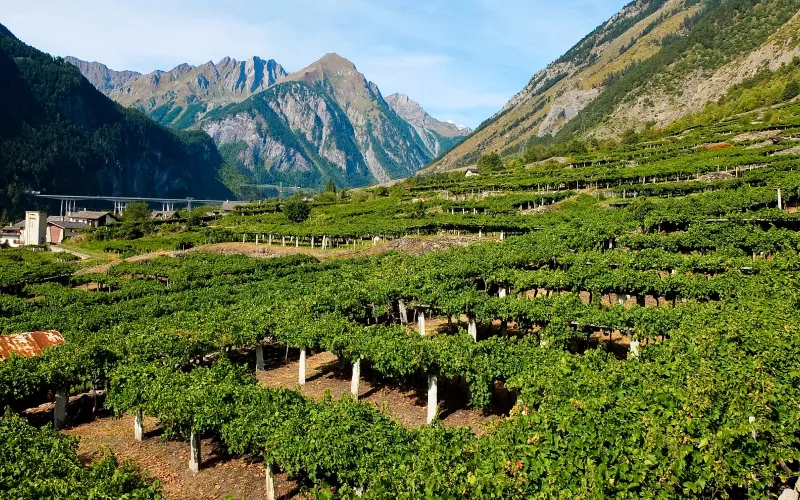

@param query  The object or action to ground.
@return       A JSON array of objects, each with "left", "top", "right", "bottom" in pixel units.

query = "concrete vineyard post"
[
  {"left": 282, "top": 236, "right": 285, "bottom": 246},
  {"left": 398, "top": 300, "right": 408, "bottom": 325},
  {"left": 498, "top": 287, "right": 507, "bottom": 298},
  {"left": 311, "top": 237, "right": 315, "bottom": 249},
  {"left": 777, "top": 188, "right": 783, "bottom": 210},
  {"left": 629, "top": 340, "right": 640, "bottom": 359},
  {"left": 265, "top": 465, "right": 276, "bottom": 500},
  {"left": 418, "top": 311, "right": 426, "bottom": 336},
  {"left": 53, "top": 387, "right": 68, "bottom": 430},
  {"left": 299, "top": 348, "right": 307, "bottom": 385},
  {"left": 189, "top": 431, "right": 201, "bottom": 472},
  {"left": 351, "top": 358, "right": 360, "bottom": 397},
  {"left": 134, "top": 409, "right": 144, "bottom": 441},
  {"left": 468, "top": 317, "right": 478, "bottom": 342},
  {"left": 256, "top": 344, "right": 264, "bottom": 372},
  {"left": 427, "top": 374, "right": 438, "bottom": 424},
  {"left": 268, "top": 234, "right": 273, "bottom": 245}
]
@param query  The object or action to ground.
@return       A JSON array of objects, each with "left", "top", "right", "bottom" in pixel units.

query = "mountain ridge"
[
  {"left": 66, "top": 55, "right": 288, "bottom": 129},
  {"left": 199, "top": 53, "right": 435, "bottom": 188},
  {"left": 385, "top": 93, "right": 471, "bottom": 158},
  {"left": 69, "top": 52, "right": 469, "bottom": 190},
  {"left": 431, "top": 0, "right": 800, "bottom": 171}
]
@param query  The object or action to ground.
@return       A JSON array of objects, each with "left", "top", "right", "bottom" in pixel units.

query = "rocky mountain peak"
[
  {"left": 287, "top": 53, "right": 362, "bottom": 87},
  {"left": 385, "top": 93, "right": 471, "bottom": 157},
  {"left": 64, "top": 56, "right": 141, "bottom": 92}
]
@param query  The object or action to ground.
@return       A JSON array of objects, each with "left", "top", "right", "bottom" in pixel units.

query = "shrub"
[{"left": 283, "top": 195, "right": 311, "bottom": 223}]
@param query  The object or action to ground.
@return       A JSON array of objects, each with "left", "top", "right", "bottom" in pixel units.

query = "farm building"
[
  {"left": 151, "top": 210, "right": 180, "bottom": 220},
  {"left": 66, "top": 210, "right": 118, "bottom": 227},
  {"left": 465, "top": 168, "right": 480, "bottom": 177},
  {"left": 0, "top": 221, "right": 24, "bottom": 247},
  {"left": 0, "top": 330, "right": 65, "bottom": 360},
  {"left": 47, "top": 219, "right": 89, "bottom": 244},
  {"left": 220, "top": 201, "right": 251, "bottom": 214}
]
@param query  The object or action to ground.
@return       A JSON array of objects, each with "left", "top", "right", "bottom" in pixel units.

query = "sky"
[{"left": 2, "top": 0, "right": 627, "bottom": 128}]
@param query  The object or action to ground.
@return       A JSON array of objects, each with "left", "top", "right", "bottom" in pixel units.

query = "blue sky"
[{"left": 3, "top": 0, "right": 626, "bottom": 128}]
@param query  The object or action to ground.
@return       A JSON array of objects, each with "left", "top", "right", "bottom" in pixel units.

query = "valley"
[{"left": 3, "top": 1, "right": 800, "bottom": 498}]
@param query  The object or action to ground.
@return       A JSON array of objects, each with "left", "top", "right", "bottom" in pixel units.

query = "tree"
[
  {"left": 477, "top": 153, "right": 503, "bottom": 172},
  {"left": 123, "top": 202, "right": 151, "bottom": 222},
  {"left": 284, "top": 195, "right": 311, "bottom": 223},
  {"left": 0, "top": 209, "right": 8, "bottom": 228},
  {"left": 621, "top": 129, "right": 640, "bottom": 145},
  {"left": 782, "top": 80, "right": 800, "bottom": 102},
  {"left": 325, "top": 179, "right": 337, "bottom": 194}
]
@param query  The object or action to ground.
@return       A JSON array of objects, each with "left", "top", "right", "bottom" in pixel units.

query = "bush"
[
  {"left": 782, "top": 80, "right": 800, "bottom": 102},
  {"left": 122, "top": 202, "right": 151, "bottom": 222},
  {"left": 477, "top": 152, "right": 503, "bottom": 172},
  {"left": 283, "top": 195, "right": 311, "bottom": 223}
]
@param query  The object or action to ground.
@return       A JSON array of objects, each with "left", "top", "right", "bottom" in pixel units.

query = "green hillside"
[{"left": 0, "top": 24, "right": 233, "bottom": 218}]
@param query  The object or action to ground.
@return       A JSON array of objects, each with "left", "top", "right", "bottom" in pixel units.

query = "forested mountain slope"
[
  {"left": 433, "top": 0, "right": 800, "bottom": 170},
  {"left": 0, "top": 24, "right": 233, "bottom": 217}
]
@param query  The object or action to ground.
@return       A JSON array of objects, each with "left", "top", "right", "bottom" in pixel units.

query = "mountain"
[
  {"left": 63, "top": 57, "right": 141, "bottom": 92},
  {"left": 198, "top": 53, "right": 441, "bottom": 188},
  {"left": 433, "top": 0, "right": 800, "bottom": 170},
  {"left": 384, "top": 93, "right": 471, "bottom": 158},
  {"left": 0, "top": 24, "right": 233, "bottom": 217},
  {"left": 67, "top": 56, "right": 288, "bottom": 129}
]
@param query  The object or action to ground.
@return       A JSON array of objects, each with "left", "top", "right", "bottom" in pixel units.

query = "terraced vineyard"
[{"left": 3, "top": 102, "right": 800, "bottom": 498}]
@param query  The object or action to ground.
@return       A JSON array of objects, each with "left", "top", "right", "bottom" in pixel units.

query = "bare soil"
[
  {"left": 63, "top": 415, "right": 302, "bottom": 500},
  {"left": 256, "top": 349, "right": 502, "bottom": 436},
  {"left": 191, "top": 235, "right": 485, "bottom": 261}
]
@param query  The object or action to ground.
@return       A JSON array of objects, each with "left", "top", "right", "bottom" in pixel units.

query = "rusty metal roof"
[{"left": 0, "top": 330, "right": 65, "bottom": 360}]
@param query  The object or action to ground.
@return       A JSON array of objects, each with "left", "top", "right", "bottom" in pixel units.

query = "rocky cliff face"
[
  {"left": 432, "top": 0, "right": 800, "bottom": 171},
  {"left": 385, "top": 93, "right": 470, "bottom": 157},
  {"left": 68, "top": 55, "right": 287, "bottom": 129},
  {"left": 63, "top": 57, "right": 141, "bottom": 92},
  {"left": 200, "top": 54, "right": 434, "bottom": 187},
  {"left": 70, "top": 52, "right": 468, "bottom": 188}
]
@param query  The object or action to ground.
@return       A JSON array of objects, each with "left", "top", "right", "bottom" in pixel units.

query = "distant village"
[{"left": 0, "top": 202, "right": 248, "bottom": 247}]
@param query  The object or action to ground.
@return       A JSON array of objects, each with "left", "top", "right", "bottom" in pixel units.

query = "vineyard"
[{"left": 3, "top": 101, "right": 800, "bottom": 498}]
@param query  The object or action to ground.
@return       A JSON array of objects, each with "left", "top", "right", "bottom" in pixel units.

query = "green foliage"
[
  {"left": 6, "top": 110, "right": 800, "bottom": 497},
  {"left": 325, "top": 179, "right": 337, "bottom": 194},
  {"left": 621, "top": 128, "right": 640, "bottom": 145},
  {"left": 477, "top": 152, "right": 503, "bottom": 172},
  {"left": 283, "top": 195, "right": 311, "bottom": 223},
  {"left": 122, "top": 202, "right": 151, "bottom": 222},
  {"left": 783, "top": 79, "right": 800, "bottom": 102},
  {"left": 0, "top": 410, "right": 162, "bottom": 498}
]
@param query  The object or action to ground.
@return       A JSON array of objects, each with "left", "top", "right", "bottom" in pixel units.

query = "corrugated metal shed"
[{"left": 0, "top": 330, "right": 65, "bottom": 360}]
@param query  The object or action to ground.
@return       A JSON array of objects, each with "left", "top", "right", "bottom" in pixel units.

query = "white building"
[{"left": 22, "top": 211, "right": 47, "bottom": 246}]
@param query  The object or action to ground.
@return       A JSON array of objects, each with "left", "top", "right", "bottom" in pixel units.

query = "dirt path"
[
  {"left": 257, "top": 350, "right": 500, "bottom": 435},
  {"left": 75, "top": 250, "right": 178, "bottom": 275},
  {"left": 189, "top": 235, "right": 486, "bottom": 262},
  {"left": 63, "top": 415, "right": 301, "bottom": 500}
]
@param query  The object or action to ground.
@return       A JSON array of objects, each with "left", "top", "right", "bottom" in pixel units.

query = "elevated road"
[{"left": 33, "top": 194, "right": 229, "bottom": 214}]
